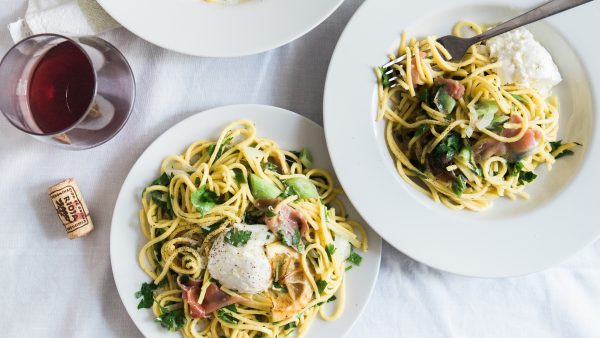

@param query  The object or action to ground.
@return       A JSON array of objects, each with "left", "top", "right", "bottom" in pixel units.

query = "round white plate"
[
  {"left": 324, "top": 0, "right": 600, "bottom": 277},
  {"left": 97, "top": 0, "right": 344, "bottom": 57},
  {"left": 111, "top": 104, "right": 382, "bottom": 337}
]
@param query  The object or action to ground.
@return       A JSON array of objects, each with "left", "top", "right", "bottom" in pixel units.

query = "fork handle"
[{"left": 474, "top": 0, "right": 593, "bottom": 43}]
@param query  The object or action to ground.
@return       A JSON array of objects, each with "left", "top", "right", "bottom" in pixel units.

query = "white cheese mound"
[{"left": 486, "top": 28, "right": 562, "bottom": 94}]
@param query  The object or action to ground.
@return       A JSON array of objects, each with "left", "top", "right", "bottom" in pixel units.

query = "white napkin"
[{"left": 8, "top": 0, "right": 120, "bottom": 42}]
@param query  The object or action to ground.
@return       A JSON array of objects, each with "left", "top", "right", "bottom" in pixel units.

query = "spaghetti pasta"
[
  {"left": 136, "top": 119, "right": 368, "bottom": 337},
  {"left": 376, "top": 21, "right": 579, "bottom": 211}
]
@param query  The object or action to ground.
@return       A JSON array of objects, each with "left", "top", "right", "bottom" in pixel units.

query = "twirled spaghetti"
[
  {"left": 136, "top": 119, "right": 368, "bottom": 337},
  {"left": 376, "top": 21, "right": 579, "bottom": 211}
]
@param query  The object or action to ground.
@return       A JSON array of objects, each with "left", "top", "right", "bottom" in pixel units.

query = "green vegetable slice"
[
  {"left": 298, "top": 148, "right": 313, "bottom": 168},
  {"left": 433, "top": 87, "right": 456, "bottom": 114},
  {"left": 452, "top": 175, "right": 467, "bottom": 197},
  {"left": 249, "top": 174, "right": 282, "bottom": 199},
  {"left": 285, "top": 177, "right": 319, "bottom": 199}
]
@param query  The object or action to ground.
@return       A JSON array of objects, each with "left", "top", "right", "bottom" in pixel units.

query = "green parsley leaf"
[
  {"left": 152, "top": 173, "right": 171, "bottom": 186},
  {"left": 325, "top": 243, "right": 336, "bottom": 258},
  {"left": 283, "top": 321, "right": 298, "bottom": 330},
  {"left": 149, "top": 191, "right": 174, "bottom": 219},
  {"left": 190, "top": 185, "right": 217, "bottom": 217},
  {"left": 316, "top": 280, "right": 328, "bottom": 294},
  {"left": 415, "top": 123, "right": 428, "bottom": 136},
  {"left": 135, "top": 282, "right": 159, "bottom": 309},
  {"left": 379, "top": 66, "right": 391, "bottom": 88},
  {"left": 208, "top": 137, "right": 233, "bottom": 159},
  {"left": 224, "top": 228, "right": 252, "bottom": 247},
  {"left": 508, "top": 161, "right": 524, "bottom": 177},
  {"left": 518, "top": 171, "right": 537, "bottom": 185},
  {"left": 419, "top": 86, "right": 430, "bottom": 103},
  {"left": 273, "top": 281, "right": 288, "bottom": 293},
  {"left": 233, "top": 168, "right": 246, "bottom": 184},
  {"left": 347, "top": 250, "right": 362, "bottom": 266},
  {"left": 433, "top": 132, "right": 461, "bottom": 162},
  {"left": 216, "top": 304, "right": 238, "bottom": 324},
  {"left": 155, "top": 307, "right": 186, "bottom": 331},
  {"left": 452, "top": 175, "right": 467, "bottom": 197},
  {"left": 550, "top": 140, "right": 580, "bottom": 159}
]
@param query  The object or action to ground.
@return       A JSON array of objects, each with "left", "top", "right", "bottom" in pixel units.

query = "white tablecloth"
[{"left": 2, "top": 0, "right": 600, "bottom": 337}]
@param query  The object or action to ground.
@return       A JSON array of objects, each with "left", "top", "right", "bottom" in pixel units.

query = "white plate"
[
  {"left": 324, "top": 0, "right": 600, "bottom": 277},
  {"left": 97, "top": 0, "right": 344, "bottom": 57},
  {"left": 111, "top": 104, "right": 382, "bottom": 337}
]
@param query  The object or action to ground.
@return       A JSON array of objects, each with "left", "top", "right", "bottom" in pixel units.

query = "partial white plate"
[
  {"left": 324, "top": 0, "right": 600, "bottom": 277},
  {"left": 97, "top": 0, "right": 344, "bottom": 57},
  {"left": 111, "top": 104, "right": 382, "bottom": 337}
]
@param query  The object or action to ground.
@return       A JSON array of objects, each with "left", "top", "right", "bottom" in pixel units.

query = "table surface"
[{"left": 2, "top": 0, "right": 600, "bottom": 337}]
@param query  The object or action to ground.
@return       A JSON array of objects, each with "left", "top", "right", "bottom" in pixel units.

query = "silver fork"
[{"left": 381, "top": 0, "right": 593, "bottom": 87}]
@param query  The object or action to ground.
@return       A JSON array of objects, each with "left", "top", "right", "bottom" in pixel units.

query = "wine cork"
[{"left": 48, "top": 178, "right": 94, "bottom": 239}]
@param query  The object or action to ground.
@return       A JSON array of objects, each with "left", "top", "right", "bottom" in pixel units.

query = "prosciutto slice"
[
  {"left": 176, "top": 276, "right": 243, "bottom": 318},
  {"left": 435, "top": 77, "right": 466, "bottom": 99},
  {"left": 473, "top": 114, "right": 541, "bottom": 162},
  {"left": 255, "top": 199, "right": 309, "bottom": 248}
]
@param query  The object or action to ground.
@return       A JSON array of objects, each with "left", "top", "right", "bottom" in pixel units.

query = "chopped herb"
[
  {"left": 216, "top": 304, "right": 238, "bottom": 324},
  {"left": 518, "top": 171, "right": 537, "bottom": 185},
  {"left": 149, "top": 191, "right": 174, "bottom": 219},
  {"left": 280, "top": 229, "right": 303, "bottom": 251},
  {"left": 433, "top": 132, "right": 461, "bottom": 162},
  {"left": 345, "top": 265, "right": 353, "bottom": 271},
  {"left": 273, "top": 281, "right": 288, "bottom": 293},
  {"left": 202, "top": 222, "right": 222, "bottom": 234},
  {"left": 261, "top": 162, "right": 279, "bottom": 172},
  {"left": 233, "top": 168, "right": 246, "bottom": 184},
  {"left": 283, "top": 321, "right": 297, "bottom": 330},
  {"left": 224, "top": 228, "right": 252, "bottom": 247},
  {"left": 452, "top": 174, "right": 467, "bottom": 197},
  {"left": 298, "top": 148, "right": 313, "bottom": 168},
  {"left": 419, "top": 86, "right": 430, "bottom": 103},
  {"left": 152, "top": 172, "right": 171, "bottom": 186},
  {"left": 379, "top": 66, "right": 391, "bottom": 88},
  {"left": 190, "top": 185, "right": 218, "bottom": 217},
  {"left": 415, "top": 123, "right": 428, "bottom": 136},
  {"left": 325, "top": 243, "right": 336, "bottom": 258},
  {"left": 347, "top": 250, "right": 362, "bottom": 266},
  {"left": 208, "top": 137, "right": 233, "bottom": 159},
  {"left": 155, "top": 306, "right": 186, "bottom": 331},
  {"left": 180, "top": 275, "right": 189, "bottom": 284},
  {"left": 316, "top": 280, "right": 328, "bottom": 294},
  {"left": 314, "top": 295, "right": 337, "bottom": 307},
  {"left": 508, "top": 161, "right": 524, "bottom": 177},
  {"left": 550, "top": 140, "right": 580, "bottom": 159},
  {"left": 266, "top": 206, "right": 277, "bottom": 218},
  {"left": 194, "top": 177, "right": 201, "bottom": 186},
  {"left": 135, "top": 282, "right": 159, "bottom": 309}
]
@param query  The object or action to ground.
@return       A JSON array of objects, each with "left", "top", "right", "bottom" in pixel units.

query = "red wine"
[{"left": 28, "top": 41, "right": 95, "bottom": 133}]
